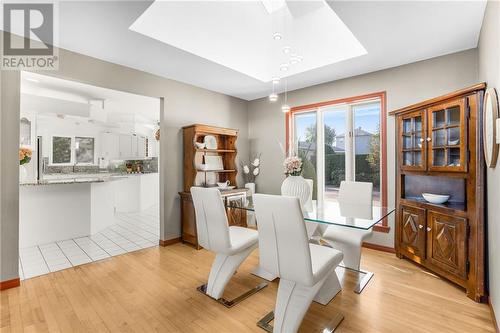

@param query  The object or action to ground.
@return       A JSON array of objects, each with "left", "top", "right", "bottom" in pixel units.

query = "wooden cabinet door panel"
[
  {"left": 399, "top": 110, "right": 426, "bottom": 171},
  {"left": 427, "top": 98, "right": 467, "bottom": 172},
  {"left": 399, "top": 205, "right": 426, "bottom": 260},
  {"left": 427, "top": 211, "right": 467, "bottom": 279}
]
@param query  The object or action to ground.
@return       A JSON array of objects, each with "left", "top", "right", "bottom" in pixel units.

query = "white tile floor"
[{"left": 19, "top": 205, "right": 159, "bottom": 280}]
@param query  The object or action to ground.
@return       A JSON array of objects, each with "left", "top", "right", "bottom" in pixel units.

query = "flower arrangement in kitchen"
[
  {"left": 283, "top": 155, "right": 302, "bottom": 176},
  {"left": 241, "top": 155, "right": 261, "bottom": 183},
  {"left": 19, "top": 147, "right": 32, "bottom": 165}
]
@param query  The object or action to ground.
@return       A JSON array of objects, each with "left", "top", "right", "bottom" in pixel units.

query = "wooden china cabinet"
[
  {"left": 391, "top": 83, "right": 486, "bottom": 302},
  {"left": 179, "top": 124, "right": 248, "bottom": 249}
]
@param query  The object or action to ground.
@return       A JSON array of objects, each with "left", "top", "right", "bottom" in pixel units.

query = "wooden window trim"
[{"left": 285, "top": 91, "right": 389, "bottom": 232}]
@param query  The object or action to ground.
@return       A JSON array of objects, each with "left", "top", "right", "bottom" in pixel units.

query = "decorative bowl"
[
  {"left": 449, "top": 139, "right": 460, "bottom": 145},
  {"left": 422, "top": 193, "right": 450, "bottom": 204}
]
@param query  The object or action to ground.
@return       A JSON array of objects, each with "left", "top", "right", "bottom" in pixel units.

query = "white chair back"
[
  {"left": 190, "top": 187, "right": 231, "bottom": 253},
  {"left": 253, "top": 194, "right": 314, "bottom": 286},
  {"left": 338, "top": 181, "right": 373, "bottom": 206},
  {"left": 338, "top": 181, "right": 373, "bottom": 219}
]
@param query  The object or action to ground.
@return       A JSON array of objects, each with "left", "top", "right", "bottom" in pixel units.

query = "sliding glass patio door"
[{"left": 292, "top": 99, "right": 381, "bottom": 206}]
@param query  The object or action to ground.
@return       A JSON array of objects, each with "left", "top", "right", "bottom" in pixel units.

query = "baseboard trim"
[
  {"left": 362, "top": 242, "right": 396, "bottom": 254},
  {"left": 159, "top": 237, "right": 181, "bottom": 247},
  {"left": 489, "top": 297, "right": 499, "bottom": 333},
  {"left": 0, "top": 278, "right": 20, "bottom": 291}
]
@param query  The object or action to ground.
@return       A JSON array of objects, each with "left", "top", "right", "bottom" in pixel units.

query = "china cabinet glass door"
[
  {"left": 400, "top": 110, "right": 426, "bottom": 171},
  {"left": 427, "top": 98, "right": 467, "bottom": 172}
]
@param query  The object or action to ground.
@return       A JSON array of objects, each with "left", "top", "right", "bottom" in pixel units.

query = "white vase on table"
[
  {"left": 244, "top": 182, "right": 256, "bottom": 195},
  {"left": 281, "top": 175, "right": 310, "bottom": 209}
]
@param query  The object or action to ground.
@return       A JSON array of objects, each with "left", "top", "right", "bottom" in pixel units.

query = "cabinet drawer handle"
[
  {"left": 426, "top": 137, "right": 432, "bottom": 142},
  {"left": 418, "top": 225, "right": 424, "bottom": 229},
  {"left": 427, "top": 227, "right": 431, "bottom": 232},
  {"left": 419, "top": 138, "right": 425, "bottom": 143}
]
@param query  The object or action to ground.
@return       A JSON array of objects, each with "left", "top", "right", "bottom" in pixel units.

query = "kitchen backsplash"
[{"left": 43, "top": 157, "right": 158, "bottom": 174}]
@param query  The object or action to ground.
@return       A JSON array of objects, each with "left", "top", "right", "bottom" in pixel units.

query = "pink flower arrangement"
[
  {"left": 19, "top": 147, "right": 32, "bottom": 165},
  {"left": 283, "top": 156, "right": 302, "bottom": 176}
]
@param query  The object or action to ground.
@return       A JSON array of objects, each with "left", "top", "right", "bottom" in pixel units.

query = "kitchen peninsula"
[{"left": 20, "top": 172, "right": 159, "bottom": 248}]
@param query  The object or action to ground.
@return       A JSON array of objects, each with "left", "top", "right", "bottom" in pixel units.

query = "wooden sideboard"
[
  {"left": 390, "top": 83, "right": 487, "bottom": 302},
  {"left": 180, "top": 124, "right": 247, "bottom": 248}
]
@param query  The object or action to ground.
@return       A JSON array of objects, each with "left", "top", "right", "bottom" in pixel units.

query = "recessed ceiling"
[
  {"left": 45, "top": 1, "right": 487, "bottom": 100},
  {"left": 129, "top": 1, "right": 366, "bottom": 82}
]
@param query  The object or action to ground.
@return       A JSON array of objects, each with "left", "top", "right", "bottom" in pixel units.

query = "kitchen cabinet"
[
  {"left": 137, "top": 136, "right": 147, "bottom": 158},
  {"left": 106, "top": 133, "right": 149, "bottom": 160},
  {"left": 131, "top": 135, "right": 139, "bottom": 157},
  {"left": 119, "top": 134, "right": 132, "bottom": 158},
  {"left": 101, "top": 132, "right": 119, "bottom": 159},
  {"left": 148, "top": 137, "right": 159, "bottom": 157}
]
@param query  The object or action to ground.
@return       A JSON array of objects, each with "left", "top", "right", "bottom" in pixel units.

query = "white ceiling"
[{"left": 46, "top": 1, "right": 487, "bottom": 100}]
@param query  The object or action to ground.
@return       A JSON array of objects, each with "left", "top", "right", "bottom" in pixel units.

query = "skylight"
[{"left": 129, "top": 1, "right": 366, "bottom": 82}]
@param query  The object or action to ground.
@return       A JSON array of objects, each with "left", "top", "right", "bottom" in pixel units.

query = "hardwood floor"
[{"left": 1, "top": 243, "right": 495, "bottom": 332}]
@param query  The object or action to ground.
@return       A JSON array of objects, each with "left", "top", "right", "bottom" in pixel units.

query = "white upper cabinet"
[
  {"left": 103, "top": 133, "right": 151, "bottom": 160},
  {"left": 131, "top": 135, "right": 139, "bottom": 157},
  {"left": 101, "top": 132, "right": 119, "bottom": 160},
  {"left": 119, "top": 134, "right": 132, "bottom": 159},
  {"left": 137, "top": 136, "right": 147, "bottom": 158}
]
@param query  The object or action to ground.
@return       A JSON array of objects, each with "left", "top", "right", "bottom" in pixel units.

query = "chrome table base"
[
  {"left": 256, "top": 310, "right": 344, "bottom": 333},
  {"left": 197, "top": 282, "right": 268, "bottom": 308},
  {"left": 338, "top": 265, "right": 374, "bottom": 294}
]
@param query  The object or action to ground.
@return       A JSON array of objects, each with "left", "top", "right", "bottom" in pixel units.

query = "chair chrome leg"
[
  {"left": 197, "top": 282, "right": 268, "bottom": 308},
  {"left": 256, "top": 311, "right": 274, "bottom": 333},
  {"left": 256, "top": 310, "right": 344, "bottom": 332},
  {"left": 323, "top": 312, "right": 345, "bottom": 332}
]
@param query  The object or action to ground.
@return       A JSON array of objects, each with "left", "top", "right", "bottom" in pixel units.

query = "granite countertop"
[{"left": 20, "top": 172, "right": 158, "bottom": 186}]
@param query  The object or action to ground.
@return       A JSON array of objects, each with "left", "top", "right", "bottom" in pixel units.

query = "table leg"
[{"left": 338, "top": 265, "right": 374, "bottom": 294}]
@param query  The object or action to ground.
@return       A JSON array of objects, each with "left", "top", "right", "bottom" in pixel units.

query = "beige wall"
[
  {"left": 248, "top": 49, "right": 479, "bottom": 247},
  {"left": 479, "top": 0, "right": 500, "bottom": 323},
  {"left": 0, "top": 38, "right": 249, "bottom": 281},
  {"left": 0, "top": 70, "right": 21, "bottom": 282}
]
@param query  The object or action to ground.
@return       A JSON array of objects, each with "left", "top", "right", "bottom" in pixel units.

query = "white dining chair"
[
  {"left": 321, "top": 181, "right": 373, "bottom": 293},
  {"left": 190, "top": 187, "right": 267, "bottom": 307},
  {"left": 253, "top": 194, "right": 344, "bottom": 333}
]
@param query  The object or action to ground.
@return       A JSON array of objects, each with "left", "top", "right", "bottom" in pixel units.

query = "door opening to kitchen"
[{"left": 18, "top": 72, "right": 161, "bottom": 280}]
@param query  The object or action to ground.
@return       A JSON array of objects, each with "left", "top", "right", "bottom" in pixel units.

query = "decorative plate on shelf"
[
  {"left": 483, "top": 87, "right": 499, "bottom": 168},
  {"left": 204, "top": 135, "right": 217, "bottom": 149},
  {"left": 204, "top": 155, "right": 223, "bottom": 170}
]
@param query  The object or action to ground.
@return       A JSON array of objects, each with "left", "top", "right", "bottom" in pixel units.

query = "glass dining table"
[{"left": 225, "top": 196, "right": 395, "bottom": 294}]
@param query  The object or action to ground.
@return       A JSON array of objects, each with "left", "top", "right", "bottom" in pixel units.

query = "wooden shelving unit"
[
  {"left": 179, "top": 124, "right": 248, "bottom": 248},
  {"left": 390, "top": 83, "right": 486, "bottom": 302}
]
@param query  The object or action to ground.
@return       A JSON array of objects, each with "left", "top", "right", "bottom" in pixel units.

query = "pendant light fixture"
[
  {"left": 281, "top": 78, "right": 290, "bottom": 113},
  {"left": 269, "top": 77, "right": 279, "bottom": 102}
]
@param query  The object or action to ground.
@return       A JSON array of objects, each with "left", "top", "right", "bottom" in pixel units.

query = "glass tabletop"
[{"left": 226, "top": 199, "right": 395, "bottom": 230}]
